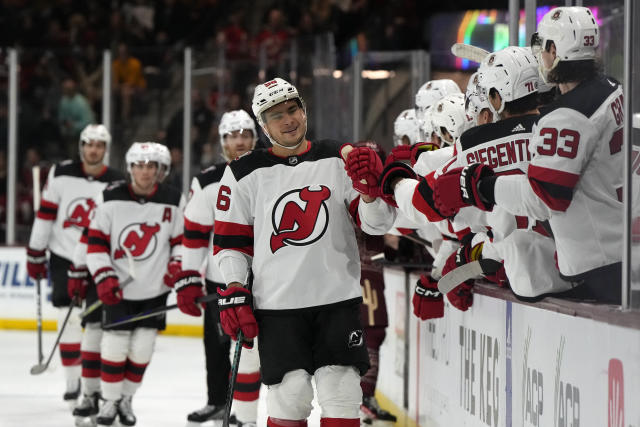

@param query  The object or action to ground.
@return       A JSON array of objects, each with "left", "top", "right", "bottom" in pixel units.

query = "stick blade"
[
  {"left": 30, "top": 364, "right": 47, "bottom": 375},
  {"left": 450, "top": 43, "right": 490, "bottom": 63},
  {"left": 437, "top": 261, "right": 483, "bottom": 294}
]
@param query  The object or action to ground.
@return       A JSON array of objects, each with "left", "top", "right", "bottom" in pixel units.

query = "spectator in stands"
[
  {"left": 58, "top": 78, "right": 95, "bottom": 149},
  {"left": 165, "top": 90, "right": 214, "bottom": 159},
  {"left": 112, "top": 43, "right": 146, "bottom": 121},
  {"left": 253, "top": 8, "right": 291, "bottom": 67}
]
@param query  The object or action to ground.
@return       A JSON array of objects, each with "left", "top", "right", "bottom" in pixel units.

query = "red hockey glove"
[
  {"left": 94, "top": 267, "right": 123, "bottom": 306},
  {"left": 386, "top": 144, "right": 412, "bottom": 165},
  {"left": 26, "top": 247, "right": 48, "bottom": 280},
  {"left": 217, "top": 286, "right": 258, "bottom": 341},
  {"left": 344, "top": 146, "right": 383, "bottom": 197},
  {"left": 175, "top": 270, "right": 205, "bottom": 317},
  {"left": 412, "top": 274, "right": 444, "bottom": 320},
  {"left": 447, "top": 282, "right": 474, "bottom": 311},
  {"left": 67, "top": 265, "right": 89, "bottom": 300},
  {"left": 410, "top": 142, "right": 439, "bottom": 167},
  {"left": 434, "top": 163, "right": 495, "bottom": 217},
  {"left": 163, "top": 257, "right": 182, "bottom": 288}
]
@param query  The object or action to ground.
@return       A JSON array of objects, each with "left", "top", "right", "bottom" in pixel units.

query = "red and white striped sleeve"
[
  {"left": 182, "top": 177, "right": 214, "bottom": 271},
  {"left": 213, "top": 166, "right": 253, "bottom": 285},
  {"left": 86, "top": 195, "right": 114, "bottom": 281}
]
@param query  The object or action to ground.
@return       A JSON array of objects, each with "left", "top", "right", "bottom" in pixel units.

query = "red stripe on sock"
[
  {"left": 267, "top": 418, "right": 308, "bottom": 427},
  {"left": 236, "top": 371, "right": 261, "bottom": 384},
  {"left": 233, "top": 389, "right": 260, "bottom": 402},
  {"left": 59, "top": 343, "right": 81, "bottom": 366},
  {"left": 320, "top": 418, "right": 359, "bottom": 427},
  {"left": 101, "top": 359, "right": 126, "bottom": 383}
]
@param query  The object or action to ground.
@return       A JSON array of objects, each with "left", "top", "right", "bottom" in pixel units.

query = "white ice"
[{"left": 0, "top": 330, "right": 324, "bottom": 427}]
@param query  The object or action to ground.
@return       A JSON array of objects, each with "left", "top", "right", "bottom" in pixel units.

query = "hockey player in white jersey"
[
  {"left": 174, "top": 110, "right": 261, "bottom": 425},
  {"left": 210, "top": 78, "right": 395, "bottom": 427},
  {"left": 435, "top": 46, "right": 571, "bottom": 301},
  {"left": 433, "top": 7, "right": 623, "bottom": 304},
  {"left": 69, "top": 142, "right": 169, "bottom": 425},
  {"left": 87, "top": 142, "right": 185, "bottom": 426},
  {"left": 27, "top": 124, "right": 124, "bottom": 406}
]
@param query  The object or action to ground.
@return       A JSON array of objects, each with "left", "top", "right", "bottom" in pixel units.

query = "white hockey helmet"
[
  {"left": 415, "top": 79, "right": 461, "bottom": 115},
  {"left": 393, "top": 109, "right": 420, "bottom": 146},
  {"left": 417, "top": 107, "right": 436, "bottom": 142},
  {"left": 219, "top": 109, "right": 258, "bottom": 161},
  {"left": 464, "top": 72, "right": 493, "bottom": 126},
  {"left": 79, "top": 124, "right": 111, "bottom": 163},
  {"left": 252, "top": 78, "right": 304, "bottom": 125},
  {"left": 151, "top": 142, "right": 171, "bottom": 180},
  {"left": 531, "top": 7, "right": 599, "bottom": 81},
  {"left": 431, "top": 93, "right": 467, "bottom": 144},
  {"left": 125, "top": 142, "right": 165, "bottom": 182},
  {"left": 251, "top": 77, "right": 307, "bottom": 150},
  {"left": 477, "top": 46, "right": 539, "bottom": 115}
]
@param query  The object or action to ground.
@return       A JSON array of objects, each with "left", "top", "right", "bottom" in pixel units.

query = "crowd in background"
[{"left": 0, "top": 0, "right": 503, "bottom": 239}]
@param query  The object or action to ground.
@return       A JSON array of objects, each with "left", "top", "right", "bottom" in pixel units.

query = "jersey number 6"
[
  {"left": 537, "top": 128, "right": 580, "bottom": 159},
  {"left": 217, "top": 185, "right": 231, "bottom": 211}
]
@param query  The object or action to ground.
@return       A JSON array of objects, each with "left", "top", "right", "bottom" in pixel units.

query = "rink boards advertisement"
[
  {"left": 0, "top": 247, "right": 201, "bottom": 329},
  {"left": 378, "top": 268, "right": 640, "bottom": 427}
]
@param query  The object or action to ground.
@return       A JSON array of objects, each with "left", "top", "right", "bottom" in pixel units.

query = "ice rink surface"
[{"left": 0, "top": 330, "right": 324, "bottom": 427}]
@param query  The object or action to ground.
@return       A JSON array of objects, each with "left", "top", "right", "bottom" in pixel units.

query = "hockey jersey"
[
  {"left": 28, "top": 161, "right": 124, "bottom": 261},
  {"left": 87, "top": 182, "right": 185, "bottom": 300},
  {"left": 494, "top": 76, "right": 624, "bottom": 278},
  {"left": 183, "top": 162, "right": 227, "bottom": 283},
  {"left": 214, "top": 140, "right": 396, "bottom": 311}
]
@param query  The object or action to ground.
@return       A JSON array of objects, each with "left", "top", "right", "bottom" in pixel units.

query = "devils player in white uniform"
[
  {"left": 69, "top": 142, "right": 170, "bottom": 425},
  {"left": 26, "top": 124, "right": 124, "bottom": 406},
  {"left": 175, "top": 110, "right": 261, "bottom": 425},
  {"left": 87, "top": 142, "right": 185, "bottom": 426},
  {"left": 203, "top": 78, "right": 395, "bottom": 426},
  {"left": 434, "top": 7, "right": 623, "bottom": 304}
]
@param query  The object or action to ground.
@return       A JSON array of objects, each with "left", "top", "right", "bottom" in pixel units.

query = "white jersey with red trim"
[
  {"left": 87, "top": 182, "right": 185, "bottom": 300},
  {"left": 494, "top": 76, "right": 623, "bottom": 278},
  {"left": 183, "top": 162, "right": 226, "bottom": 283},
  {"left": 28, "top": 161, "right": 124, "bottom": 261},
  {"left": 214, "top": 140, "right": 396, "bottom": 311}
]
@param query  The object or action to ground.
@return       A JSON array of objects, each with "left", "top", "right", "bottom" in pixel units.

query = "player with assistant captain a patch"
[{"left": 86, "top": 142, "right": 185, "bottom": 426}]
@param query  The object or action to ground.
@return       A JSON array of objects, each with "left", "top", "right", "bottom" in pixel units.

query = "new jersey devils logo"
[
  {"left": 114, "top": 222, "right": 160, "bottom": 260},
  {"left": 63, "top": 197, "right": 96, "bottom": 229},
  {"left": 270, "top": 185, "right": 331, "bottom": 253}
]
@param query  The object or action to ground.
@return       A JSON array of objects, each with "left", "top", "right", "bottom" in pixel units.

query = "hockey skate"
[
  {"left": 64, "top": 378, "right": 81, "bottom": 402},
  {"left": 73, "top": 392, "right": 101, "bottom": 427},
  {"left": 360, "top": 396, "right": 397, "bottom": 424},
  {"left": 96, "top": 399, "right": 118, "bottom": 426},
  {"left": 186, "top": 403, "right": 226, "bottom": 422},
  {"left": 118, "top": 395, "right": 137, "bottom": 426}
]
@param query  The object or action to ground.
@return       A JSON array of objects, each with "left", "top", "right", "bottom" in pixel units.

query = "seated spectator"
[
  {"left": 58, "top": 78, "right": 95, "bottom": 148},
  {"left": 112, "top": 43, "right": 147, "bottom": 121}
]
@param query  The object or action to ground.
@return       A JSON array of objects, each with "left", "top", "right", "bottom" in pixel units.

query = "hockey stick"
[
  {"left": 102, "top": 293, "right": 218, "bottom": 329},
  {"left": 400, "top": 232, "right": 432, "bottom": 248},
  {"left": 450, "top": 43, "right": 490, "bottom": 63},
  {"left": 437, "top": 258, "right": 503, "bottom": 293},
  {"left": 32, "top": 165, "right": 44, "bottom": 364},
  {"left": 223, "top": 331, "right": 244, "bottom": 427},
  {"left": 80, "top": 247, "right": 136, "bottom": 319},
  {"left": 30, "top": 296, "right": 80, "bottom": 375}
]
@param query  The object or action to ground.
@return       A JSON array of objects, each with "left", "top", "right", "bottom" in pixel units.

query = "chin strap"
[{"left": 263, "top": 129, "right": 307, "bottom": 151}]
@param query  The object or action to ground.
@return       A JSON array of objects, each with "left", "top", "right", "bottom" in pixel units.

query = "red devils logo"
[
  {"left": 63, "top": 198, "right": 96, "bottom": 229},
  {"left": 270, "top": 186, "right": 331, "bottom": 253},
  {"left": 114, "top": 222, "right": 160, "bottom": 260}
]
